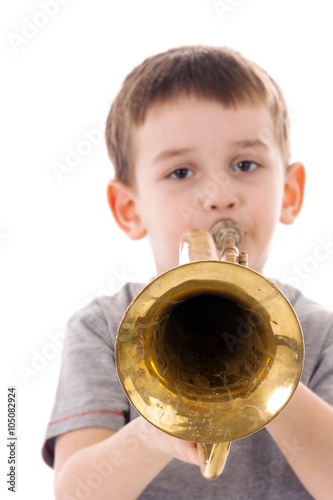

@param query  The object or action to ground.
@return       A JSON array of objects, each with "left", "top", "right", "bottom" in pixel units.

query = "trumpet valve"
[{"left": 239, "top": 251, "right": 248, "bottom": 266}]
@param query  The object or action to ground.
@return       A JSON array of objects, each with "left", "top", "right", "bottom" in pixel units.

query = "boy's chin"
[{"left": 156, "top": 264, "right": 178, "bottom": 275}]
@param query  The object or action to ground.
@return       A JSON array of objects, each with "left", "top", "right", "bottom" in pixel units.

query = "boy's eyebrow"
[
  {"left": 231, "top": 139, "right": 269, "bottom": 149},
  {"left": 153, "top": 147, "right": 195, "bottom": 164},
  {"left": 153, "top": 140, "right": 269, "bottom": 165}
]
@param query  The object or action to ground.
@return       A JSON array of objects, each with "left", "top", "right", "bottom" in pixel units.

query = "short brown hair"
[{"left": 105, "top": 45, "right": 290, "bottom": 185}]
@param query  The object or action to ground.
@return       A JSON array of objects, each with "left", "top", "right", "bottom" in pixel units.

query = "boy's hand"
[
  {"left": 54, "top": 417, "right": 200, "bottom": 500},
  {"left": 134, "top": 416, "right": 200, "bottom": 466}
]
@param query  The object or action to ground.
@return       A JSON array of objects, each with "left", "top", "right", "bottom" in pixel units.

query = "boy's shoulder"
[
  {"left": 66, "top": 280, "right": 148, "bottom": 342},
  {"left": 273, "top": 278, "right": 333, "bottom": 324},
  {"left": 97, "top": 280, "right": 148, "bottom": 313},
  {"left": 272, "top": 279, "right": 333, "bottom": 360},
  {"left": 97, "top": 280, "right": 148, "bottom": 327}
]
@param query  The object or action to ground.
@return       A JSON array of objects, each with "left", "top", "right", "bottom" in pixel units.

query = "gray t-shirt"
[{"left": 42, "top": 279, "right": 333, "bottom": 499}]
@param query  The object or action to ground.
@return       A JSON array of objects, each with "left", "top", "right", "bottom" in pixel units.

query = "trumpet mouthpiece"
[{"left": 211, "top": 219, "right": 243, "bottom": 251}]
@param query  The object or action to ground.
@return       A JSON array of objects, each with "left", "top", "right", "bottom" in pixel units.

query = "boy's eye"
[
  {"left": 233, "top": 161, "right": 259, "bottom": 173},
  {"left": 168, "top": 167, "right": 194, "bottom": 179}
]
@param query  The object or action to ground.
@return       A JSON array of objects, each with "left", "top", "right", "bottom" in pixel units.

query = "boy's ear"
[
  {"left": 280, "top": 162, "right": 306, "bottom": 225},
  {"left": 107, "top": 180, "right": 147, "bottom": 240}
]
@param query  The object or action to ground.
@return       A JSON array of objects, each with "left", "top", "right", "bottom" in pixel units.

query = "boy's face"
[{"left": 113, "top": 96, "right": 304, "bottom": 275}]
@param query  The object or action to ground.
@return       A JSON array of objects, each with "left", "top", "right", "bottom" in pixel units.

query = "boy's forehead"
[
  {"left": 133, "top": 95, "right": 275, "bottom": 147},
  {"left": 136, "top": 95, "right": 273, "bottom": 127}
]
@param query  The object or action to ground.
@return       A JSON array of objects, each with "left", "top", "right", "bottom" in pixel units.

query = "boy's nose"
[{"left": 201, "top": 178, "right": 240, "bottom": 213}]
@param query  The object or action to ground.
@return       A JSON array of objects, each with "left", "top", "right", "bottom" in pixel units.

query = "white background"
[{"left": 1, "top": 0, "right": 333, "bottom": 498}]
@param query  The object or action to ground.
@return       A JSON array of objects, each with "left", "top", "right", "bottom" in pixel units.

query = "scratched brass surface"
[{"left": 116, "top": 260, "right": 304, "bottom": 444}]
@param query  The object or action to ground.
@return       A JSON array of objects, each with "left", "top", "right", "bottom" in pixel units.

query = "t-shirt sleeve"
[
  {"left": 42, "top": 294, "right": 132, "bottom": 468},
  {"left": 272, "top": 280, "right": 333, "bottom": 408},
  {"left": 307, "top": 317, "right": 333, "bottom": 406}
]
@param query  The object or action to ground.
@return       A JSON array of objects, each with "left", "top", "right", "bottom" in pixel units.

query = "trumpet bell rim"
[{"left": 116, "top": 261, "right": 304, "bottom": 444}]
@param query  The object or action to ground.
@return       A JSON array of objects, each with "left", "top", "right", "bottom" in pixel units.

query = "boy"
[{"left": 43, "top": 46, "right": 333, "bottom": 499}]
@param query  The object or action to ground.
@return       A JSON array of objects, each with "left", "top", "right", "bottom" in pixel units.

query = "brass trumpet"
[{"left": 115, "top": 220, "right": 304, "bottom": 479}]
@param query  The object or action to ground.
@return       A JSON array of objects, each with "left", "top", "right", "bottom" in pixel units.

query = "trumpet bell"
[{"left": 115, "top": 260, "right": 303, "bottom": 445}]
